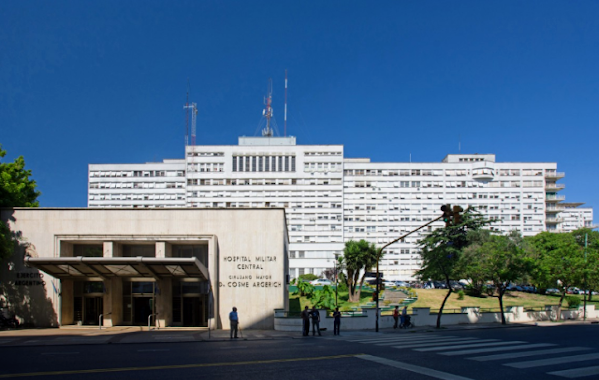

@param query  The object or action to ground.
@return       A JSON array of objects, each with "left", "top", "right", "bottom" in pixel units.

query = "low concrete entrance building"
[{"left": 0, "top": 208, "right": 289, "bottom": 330}]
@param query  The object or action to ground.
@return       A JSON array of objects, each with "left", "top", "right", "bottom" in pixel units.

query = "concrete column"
[
  {"left": 103, "top": 242, "right": 113, "bottom": 257},
  {"left": 61, "top": 280, "right": 74, "bottom": 325},
  {"left": 103, "top": 278, "right": 123, "bottom": 327},
  {"left": 156, "top": 278, "right": 172, "bottom": 327},
  {"left": 156, "top": 242, "right": 166, "bottom": 258},
  {"left": 209, "top": 236, "right": 219, "bottom": 329}
]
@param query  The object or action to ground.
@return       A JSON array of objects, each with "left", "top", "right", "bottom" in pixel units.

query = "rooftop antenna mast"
[
  {"left": 183, "top": 80, "right": 198, "bottom": 145},
  {"left": 284, "top": 70, "right": 288, "bottom": 137},
  {"left": 185, "top": 80, "right": 189, "bottom": 146},
  {"left": 262, "top": 78, "right": 273, "bottom": 137}
]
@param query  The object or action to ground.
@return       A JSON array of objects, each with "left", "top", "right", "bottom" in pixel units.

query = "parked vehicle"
[
  {"left": 383, "top": 281, "right": 396, "bottom": 288},
  {"left": 310, "top": 279, "right": 333, "bottom": 286},
  {"left": 395, "top": 281, "right": 410, "bottom": 288},
  {"left": 545, "top": 288, "right": 560, "bottom": 295}
]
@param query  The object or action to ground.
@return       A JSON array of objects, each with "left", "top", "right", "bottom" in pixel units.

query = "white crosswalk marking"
[
  {"left": 338, "top": 333, "right": 599, "bottom": 378},
  {"left": 392, "top": 339, "right": 498, "bottom": 349},
  {"left": 375, "top": 336, "right": 465, "bottom": 346},
  {"left": 469, "top": 347, "right": 591, "bottom": 362},
  {"left": 505, "top": 352, "right": 599, "bottom": 369},
  {"left": 548, "top": 365, "right": 599, "bottom": 378},
  {"left": 416, "top": 340, "right": 526, "bottom": 352},
  {"left": 441, "top": 343, "right": 556, "bottom": 356}
]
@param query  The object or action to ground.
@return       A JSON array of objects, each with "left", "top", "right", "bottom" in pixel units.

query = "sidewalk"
[{"left": 0, "top": 320, "right": 594, "bottom": 348}]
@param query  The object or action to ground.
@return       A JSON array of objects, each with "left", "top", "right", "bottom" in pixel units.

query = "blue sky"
[{"left": 1, "top": 1, "right": 597, "bottom": 224}]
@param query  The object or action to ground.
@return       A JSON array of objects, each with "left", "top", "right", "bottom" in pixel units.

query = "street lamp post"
[
  {"left": 334, "top": 254, "right": 339, "bottom": 308},
  {"left": 375, "top": 214, "right": 443, "bottom": 332}
]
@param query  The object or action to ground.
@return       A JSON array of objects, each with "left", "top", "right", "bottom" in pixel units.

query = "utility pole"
[
  {"left": 584, "top": 233, "right": 588, "bottom": 321},
  {"left": 375, "top": 214, "right": 443, "bottom": 332}
]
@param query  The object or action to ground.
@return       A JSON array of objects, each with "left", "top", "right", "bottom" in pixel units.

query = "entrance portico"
[{"left": 0, "top": 208, "right": 289, "bottom": 330}]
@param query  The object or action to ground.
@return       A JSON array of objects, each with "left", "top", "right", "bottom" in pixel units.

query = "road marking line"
[
  {"left": 440, "top": 343, "right": 556, "bottom": 356},
  {"left": 392, "top": 338, "right": 494, "bottom": 349},
  {"left": 348, "top": 335, "right": 456, "bottom": 343},
  {"left": 469, "top": 347, "right": 591, "bottom": 362},
  {"left": 219, "top": 346, "right": 248, "bottom": 349},
  {"left": 41, "top": 352, "right": 80, "bottom": 355},
  {"left": 137, "top": 349, "right": 170, "bottom": 352},
  {"left": 0, "top": 353, "right": 362, "bottom": 378},
  {"left": 416, "top": 340, "right": 526, "bottom": 352},
  {"left": 505, "top": 353, "right": 599, "bottom": 369},
  {"left": 356, "top": 354, "right": 475, "bottom": 380},
  {"left": 548, "top": 365, "right": 599, "bottom": 378},
  {"left": 375, "top": 336, "right": 462, "bottom": 345}
]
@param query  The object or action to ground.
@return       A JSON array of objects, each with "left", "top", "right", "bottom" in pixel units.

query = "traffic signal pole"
[{"left": 375, "top": 214, "right": 444, "bottom": 332}]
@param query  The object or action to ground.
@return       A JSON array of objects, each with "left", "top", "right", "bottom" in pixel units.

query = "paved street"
[{"left": 1, "top": 323, "right": 599, "bottom": 379}]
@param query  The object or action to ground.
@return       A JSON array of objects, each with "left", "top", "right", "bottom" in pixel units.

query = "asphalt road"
[{"left": 1, "top": 325, "right": 599, "bottom": 380}]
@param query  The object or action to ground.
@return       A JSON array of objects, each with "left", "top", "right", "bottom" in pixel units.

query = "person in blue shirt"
[{"left": 229, "top": 307, "right": 239, "bottom": 339}]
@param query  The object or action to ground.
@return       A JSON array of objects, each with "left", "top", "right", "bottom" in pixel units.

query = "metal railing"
[{"left": 148, "top": 313, "right": 159, "bottom": 330}]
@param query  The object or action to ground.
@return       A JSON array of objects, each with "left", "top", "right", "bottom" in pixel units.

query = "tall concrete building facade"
[{"left": 88, "top": 137, "right": 591, "bottom": 281}]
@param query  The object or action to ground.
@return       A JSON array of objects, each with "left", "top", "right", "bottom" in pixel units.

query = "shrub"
[
  {"left": 456, "top": 290, "right": 465, "bottom": 300},
  {"left": 566, "top": 296, "right": 581, "bottom": 308},
  {"left": 337, "top": 281, "right": 348, "bottom": 292},
  {"left": 298, "top": 274, "right": 318, "bottom": 282}
]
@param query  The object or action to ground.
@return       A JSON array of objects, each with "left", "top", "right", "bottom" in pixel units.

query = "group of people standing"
[
  {"left": 301, "top": 306, "right": 342, "bottom": 336},
  {"left": 393, "top": 305, "right": 408, "bottom": 329}
]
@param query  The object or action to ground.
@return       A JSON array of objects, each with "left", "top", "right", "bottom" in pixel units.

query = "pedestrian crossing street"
[{"left": 339, "top": 334, "right": 599, "bottom": 378}]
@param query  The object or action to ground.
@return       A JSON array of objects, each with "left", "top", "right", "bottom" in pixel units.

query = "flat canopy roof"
[{"left": 25, "top": 257, "right": 209, "bottom": 281}]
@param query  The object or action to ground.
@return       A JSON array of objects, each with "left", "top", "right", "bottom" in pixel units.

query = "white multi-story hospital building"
[{"left": 88, "top": 136, "right": 595, "bottom": 281}]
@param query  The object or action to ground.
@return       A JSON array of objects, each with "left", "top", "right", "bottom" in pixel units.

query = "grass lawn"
[{"left": 289, "top": 288, "right": 599, "bottom": 314}]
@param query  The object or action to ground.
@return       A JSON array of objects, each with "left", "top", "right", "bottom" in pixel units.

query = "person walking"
[
  {"left": 301, "top": 306, "right": 310, "bottom": 336},
  {"left": 311, "top": 306, "right": 321, "bottom": 336},
  {"left": 393, "top": 306, "right": 399, "bottom": 329},
  {"left": 229, "top": 307, "right": 239, "bottom": 339},
  {"left": 333, "top": 307, "right": 341, "bottom": 335},
  {"left": 400, "top": 306, "right": 408, "bottom": 328}
]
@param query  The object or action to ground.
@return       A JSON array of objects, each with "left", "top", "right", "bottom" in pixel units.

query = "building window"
[
  {"left": 232, "top": 157, "right": 237, "bottom": 172},
  {"left": 265, "top": 156, "right": 270, "bottom": 171},
  {"left": 278, "top": 156, "right": 283, "bottom": 172},
  {"left": 252, "top": 156, "right": 257, "bottom": 172},
  {"left": 291, "top": 156, "right": 296, "bottom": 171}
]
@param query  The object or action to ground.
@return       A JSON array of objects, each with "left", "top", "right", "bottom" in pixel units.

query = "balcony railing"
[
  {"left": 544, "top": 172, "right": 565, "bottom": 179},
  {"left": 546, "top": 195, "right": 566, "bottom": 201},
  {"left": 545, "top": 183, "right": 566, "bottom": 191}
]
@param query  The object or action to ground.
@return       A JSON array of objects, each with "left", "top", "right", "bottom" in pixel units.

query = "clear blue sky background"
[{"left": 1, "top": 1, "right": 597, "bottom": 225}]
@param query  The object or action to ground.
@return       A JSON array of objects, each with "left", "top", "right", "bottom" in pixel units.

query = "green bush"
[
  {"left": 298, "top": 274, "right": 318, "bottom": 282},
  {"left": 457, "top": 290, "right": 465, "bottom": 300},
  {"left": 337, "top": 281, "right": 348, "bottom": 292},
  {"left": 566, "top": 296, "right": 581, "bottom": 308}
]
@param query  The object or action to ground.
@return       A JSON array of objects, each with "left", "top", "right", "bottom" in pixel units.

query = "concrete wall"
[
  {"left": 274, "top": 305, "right": 599, "bottom": 331},
  {"left": 0, "top": 208, "right": 289, "bottom": 329}
]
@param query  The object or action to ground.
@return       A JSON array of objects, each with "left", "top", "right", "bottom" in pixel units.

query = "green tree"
[
  {"left": 0, "top": 144, "right": 41, "bottom": 260},
  {"left": 571, "top": 229, "right": 599, "bottom": 302},
  {"left": 527, "top": 231, "right": 585, "bottom": 318},
  {"left": 417, "top": 207, "right": 489, "bottom": 328},
  {"left": 342, "top": 239, "right": 379, "bottom": 303},
  {"left": 458, "top": 229, "right": 493, "bottom": 297},
  {"left": 465, "top": 231, "right": 530, "bottom": 324}
]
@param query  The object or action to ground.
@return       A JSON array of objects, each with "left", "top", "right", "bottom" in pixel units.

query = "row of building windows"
[
  {"left": 344, "top": 169, "right": 546, "bottom": 177},
  {"left": 186, "top": 178, "right": 342, "bottom": 186},
  {"left": 89, "top": 194, "right": 185, "bottom": 201},
  {"left": 90, "top": 182, "right": 185, "bottom": 189},
  {"left": 90, "top": 170, "right": 184, "bottom": 178},
  {"left": 232, "top": 155, "right": 296, "bottom": 172},
  {"left": 304, "top": 151, "right": 343, "bottom": 156},
  {"left": 303, "top": 162, "right": 342, "bottom": 171},
  {"left": 188, "top": 163, "right": 224, "bottom": 172},
  {"left": 187, "top": 152, "right": 225, "bottom": 157}
]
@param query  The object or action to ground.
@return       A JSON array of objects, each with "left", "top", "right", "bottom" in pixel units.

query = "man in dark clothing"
[
  {"left": 311, "top": 306, "right": 321, "bottom": 336},
  {"left": 333, "top": 307, "right": 341, "bottom": 335},
  {"left": 301, "top": 306, "right": 310, "bottom": 336},
  {"left": 229, "top": 307, "right": 239, "bottom": 339}
]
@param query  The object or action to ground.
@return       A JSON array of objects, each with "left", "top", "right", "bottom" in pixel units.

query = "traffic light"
[
  {"left": 441, "top": 204, "right": 453, "bottom": 227},
  {"left": 453, "top": 205, "right": 464, "bottom": 225}
]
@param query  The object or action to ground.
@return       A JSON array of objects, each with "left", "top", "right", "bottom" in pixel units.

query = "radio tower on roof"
[
  {"left": 184, "top": 80, "right": 198, "bottom": 146},
  {"left": 262, "top": 79, "right": 274, "bottom": 137}
]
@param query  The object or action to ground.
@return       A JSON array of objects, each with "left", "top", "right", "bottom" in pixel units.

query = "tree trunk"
[
  {"left": 436, "top": 275, "right": 453, "bottom": 329},
  {"left": 351, "top": 271, "right": 362, "bottom": 302},
  {"left": 557, "top": 291, "right": 566, "bottom": 321},
  {"left": 498, "top": 287, "right": 506, "bottom": 325}
]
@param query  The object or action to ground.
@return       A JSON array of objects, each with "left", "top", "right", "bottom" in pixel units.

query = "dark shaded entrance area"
[
  {"left": 183, "top": 297, "right": 201, "bottom": 327},
  {"left": 133, "top": 297, "right": 153, "bottom": 325},
  {"left": 84, "top": 297, "right": 103, "bottom": 325}
]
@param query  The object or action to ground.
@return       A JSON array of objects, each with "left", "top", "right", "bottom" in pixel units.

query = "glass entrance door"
[{"left": 84, "top": 297, "right": 103, "bottom": 325}]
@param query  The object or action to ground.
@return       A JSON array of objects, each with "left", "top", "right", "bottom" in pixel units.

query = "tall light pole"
[
  {"left": 375, "top": 214, "right": 443, "bottom": 332},
  {"left": 334, "top": 254, "right": 339, "bottom": 308}
]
